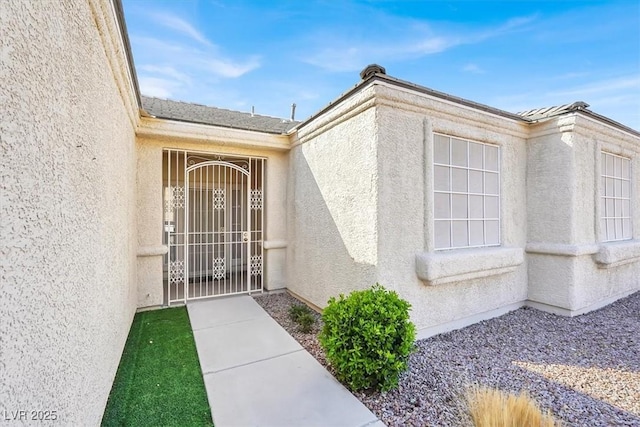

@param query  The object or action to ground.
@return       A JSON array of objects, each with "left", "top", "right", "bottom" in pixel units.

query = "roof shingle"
[{"left": 141, "top": 96, "right": 298, "bottom": 134}]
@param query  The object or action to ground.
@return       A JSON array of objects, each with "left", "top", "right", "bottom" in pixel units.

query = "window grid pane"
[
  {"left": 600, "top": 152, "right": 632, "bottom": 242},
  {"left": 434, "top": 134, "right": 500, "bottom": 250}
]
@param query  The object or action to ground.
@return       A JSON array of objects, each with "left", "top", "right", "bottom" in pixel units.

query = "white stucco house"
[{"left": 2, "top": 0, "right": 639, "bottom": 424}]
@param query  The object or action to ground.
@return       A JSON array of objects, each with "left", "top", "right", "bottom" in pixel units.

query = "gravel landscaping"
[{"left": 254, "top": 291, "right": 640, "bottom": 427}]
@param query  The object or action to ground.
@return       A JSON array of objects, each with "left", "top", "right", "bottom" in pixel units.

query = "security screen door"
[{"left": 163, "top": 150, "right": 264, "bottom": 305}]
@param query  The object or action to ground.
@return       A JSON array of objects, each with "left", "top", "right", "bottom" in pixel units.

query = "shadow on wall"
[{"left": 287, "top": 146, "right": 378, "bottom": 308}]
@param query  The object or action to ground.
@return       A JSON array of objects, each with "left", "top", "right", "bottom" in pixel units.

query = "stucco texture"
[
  {"left": 134, "top": 133, "right": 290, "bottom": 304},
  {"left": 287, "top": 87, "right": 379, "bottom": 306},
  {"left": 373, "top": 84, "right": 529, "bottom": 332},
  {"left": 526, "top": 115, "right": 640, "bottom": 313},
  {"left": 287, "top": 82, "right": 530, "bottom": 333},
  {"left": 287, "top": 78, "right": 639, "bottom": 332},
  {"left": 3, "top": 0, "right": 639, "bottom": 421},
  {"left": 136, "top": 142, "right": 165, "bottom": 307},
  {"left": 1, "top": 0, "right": 138, "bottom": 424}
]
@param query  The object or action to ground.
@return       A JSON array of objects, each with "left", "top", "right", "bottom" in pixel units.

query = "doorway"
[{"left": 163, "top": 150, "right": 264, "bottom": 304}]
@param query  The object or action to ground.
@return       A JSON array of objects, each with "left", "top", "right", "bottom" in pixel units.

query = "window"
[
  {"left": 433, "top": 134, "right": 500, "bottom": 250},
  {"left": 600, "top": 152, "right": 632, "bottom": 241}
]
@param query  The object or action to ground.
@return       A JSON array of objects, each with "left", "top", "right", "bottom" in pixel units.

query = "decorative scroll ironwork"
[
  {"left": 250, "top": 255, "right": 262, "bottom": 276},
  {"left": 187, "top": 155, "right": 249, "bottom": 170},
  {"left": 213, "top": 188, "right": 225, "bottom": 210},
  {"left": 250, "top": 189, "right": 263, "bottom": 210},
  {"left": 169, "top": 260, "right": 185, "bottom": 284},
  {"left": 212, "top": 257, "right": 226, "bottom": 280},
  {"left": 187, "top": 155, "right": 221, "bottom": 166}
]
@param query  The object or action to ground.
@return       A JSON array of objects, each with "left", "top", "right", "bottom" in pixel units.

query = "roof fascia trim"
[
  {"left": 111, "top": 0, "right": 141, "bottom": 109},
  {"left": 527, "top": 110, "right": 640, "bottom": 140},
  {"left": 137, "top": 117, "right": 291, "bottom": 152},
  {"left": 373, "top": 80, "right": 530, "bottom": 131},
  {"left": 146, "top": 114, "right": 292, "bottom": 135},
  {"left": 290, "top": 79, "right": 375, "bottom": 132},
  {"left": 577, "top": 110, "right": 640, "bottom": 139},
  {"left": 294, "top": 73, "right": 531, "bottom": 132},
  {"left": 373, "top": 74, "right": 530, "bottom": 123}
]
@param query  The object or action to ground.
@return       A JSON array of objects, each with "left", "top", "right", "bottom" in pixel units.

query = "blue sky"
[{"left": 122, "top": 0, "right": 640, "bottom": 130}]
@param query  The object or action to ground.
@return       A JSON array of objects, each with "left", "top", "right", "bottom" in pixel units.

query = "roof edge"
[
  {"left": 141, "top": 95, "right": 295, "bottom": 123},
  {"left": 372, "top": 73, "right": 530, "bottom": 122},
  {"left": 144, "top": 115, "right": 293, "bottom": 135},
  {"left": 524, "top": 102, "right": 640, "bottom": 138},
  {"left": 295, "top": 71, "right": 640, "bottom": 138},
  {"left": 293, "top": 72, "right": 531, "bottom": 132},
  {"left": 290, "top": 78, "right": 374, "bottom": 132},
  {"left": 141, "top": 95, "right": 298, "bottom": 134},
  {"left": 112, "top": 0, "right": 141, "bottom": 109},
  {"left": 137, "top": 117, "right": 290, "bottom": 152},
  {"left": 576, "top": 109, "right": 640, "bottom": 139}
]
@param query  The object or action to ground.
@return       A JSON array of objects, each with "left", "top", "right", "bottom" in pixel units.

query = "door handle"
[{"left": 242, "top": 232, "right": 249, "bottom": 242}]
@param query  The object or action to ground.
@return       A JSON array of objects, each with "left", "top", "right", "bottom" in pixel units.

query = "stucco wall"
[
  {"left": 288, "top": 82, "right": 530, "bottom": 334},
  {"left": 581, "top": 113, "right": 640, "bottom": 308},
  {"left": 372, "top": 83, "right": 529, "bottom": 335},
  {"left": 136, "top": 142, "right": 165, "bottom": 307},
  {"left": 1, "top": 0, "right": 138, "bottom": 424},
  {"left": 526, "top": 122, "right": 577, "bottom": 245},
  {"left": 135, "top": 131, "right": 290, "bottom": 304},
  {"left": 526, "top": 115, "right": 640, "bottom": 314},
  {"left": 287, "top": 86, "right": 379, "bottom": 306}
]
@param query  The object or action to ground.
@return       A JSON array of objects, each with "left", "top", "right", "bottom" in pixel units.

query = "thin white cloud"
[
  {"left": 138, "top": 76, "right": 180, "bottom": 98},
  {"left": 203, "top": 56, "right": 261, "bottom": 78},
  {"left": 131, "top": 36, "right": 261, "bottom": 80},
  {"left": 463, "top": 63, "right": 485, "bottom": 74},
  {"left": 492, "top": 74, "right": 640, "bottom": 130},
  {"left": 296, "top": 90, "right": 320, "bottom": 101},
  {"left": 124, "top": 4, "right": 266, "bottom": 110},
  {"left": 408, "top": 36, "right": 459, "bottom": 55},
  {"left": 150, "top": 12, "right": 212, "bottom": 46},
  {"left": 301, "top": 14, "right": 537, "bottom": 72},
  {"left": 551, "top": 75, "right": 640, "bottom": 98},
  {"left": 494, "top": 15, "right": 538, "bottom": 33},
  {"left": 552, "top": 71, "right": 591, "bottom": 80},
  {"left": 132, "top": 36, "right": 191, "bottom": 55},
  {"left": 302, "top": 35, "right": 463, "bottom": 73},
  {"left": 301, "top": 47, "right": 369, "bottom": 73},
  {"left": 138, "top": 65, "right": 192, "bottom": 84}
]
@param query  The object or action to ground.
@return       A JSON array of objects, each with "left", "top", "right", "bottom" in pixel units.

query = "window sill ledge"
[
  {"left": 416, "top": 247, "right": 524, "bottom": 286},
  {"left": 594, "top": 240, "right": 640, "bottom": 268}
]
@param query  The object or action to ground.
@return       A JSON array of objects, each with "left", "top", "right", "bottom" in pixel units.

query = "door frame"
[{"left": 163, "top": 149, "right": 265, "bottom": 306}]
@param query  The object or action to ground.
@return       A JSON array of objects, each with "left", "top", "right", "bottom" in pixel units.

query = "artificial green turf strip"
[{"left": 102, "top": 307, "right": 213, "bottom": 427}]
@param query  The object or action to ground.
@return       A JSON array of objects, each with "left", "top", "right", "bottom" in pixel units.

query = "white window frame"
[
  {"left": 600, "top": 151, "right": 632, "bottom": 242},
  {"left": 433, "top": 133, "right": 501, "bottom": 250}
]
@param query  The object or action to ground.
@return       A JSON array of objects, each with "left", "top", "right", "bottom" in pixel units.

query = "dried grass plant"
[{"left": 466, "top": 386, "right": 560, "bottom": 427}]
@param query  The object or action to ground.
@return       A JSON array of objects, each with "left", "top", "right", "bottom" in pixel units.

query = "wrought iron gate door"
[{"left": 164, "top": 151, "right": 264, "bottom": 305}]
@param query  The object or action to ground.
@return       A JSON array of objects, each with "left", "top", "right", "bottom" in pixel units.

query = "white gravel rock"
[{"left": 254, "top": 291, "right": 640, "bottom": 427}]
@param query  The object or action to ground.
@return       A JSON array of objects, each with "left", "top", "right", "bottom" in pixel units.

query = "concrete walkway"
[{"left": 187, "top": 295, "right": 384, "bottom": 427}]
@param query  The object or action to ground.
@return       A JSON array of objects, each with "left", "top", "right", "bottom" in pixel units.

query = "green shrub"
[
  {"left": 288, "top": 303, "right": 316, "bottom": 333},
  {"left": 289, "top": 303, "right": 312, "bottom": 322},
  {"left": 297, "top": 312, "right": 316, "bottom": 333},
  {"left": 319, "top": 284, "right": 416, "bottom": 392}
]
